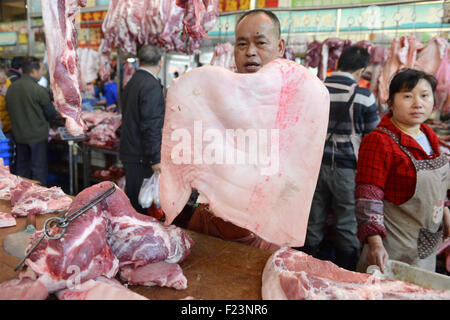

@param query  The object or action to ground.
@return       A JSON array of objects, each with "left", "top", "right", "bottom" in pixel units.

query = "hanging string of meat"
[
  {"left": 98, "top": 0, "right": 219, "bottom": 81},
  {"left": 40, "top": 0, "right": 88, "bottom": 136}
]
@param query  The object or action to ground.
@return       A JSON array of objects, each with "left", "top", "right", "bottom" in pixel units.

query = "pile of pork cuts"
[
  {"left": 81, "top": 110, "right": 122, "bottom": 149},
  {"left": 0, "top": 165, "right": 72, "bottom": 227},
  {"left": 262, "top": 247, "right": 450, "bottom": 300},
  {"left": 0, "top": 181, "right": 194, "bottom": 300}
]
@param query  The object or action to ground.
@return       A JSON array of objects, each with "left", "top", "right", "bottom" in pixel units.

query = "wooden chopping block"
[{"left": 131, "top": 230, "right": 273, "bottom": 300}]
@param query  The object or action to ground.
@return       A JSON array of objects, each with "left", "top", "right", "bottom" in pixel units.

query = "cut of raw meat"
[
  {"left": 160, "top": 59, "right": 330, "bottom": 247},
  {"left": 0, "top": 164, "right": 22, "bottom": 200},
  {"left": 99, "top": 0, "right": 219, "bottom": 78},
  {"left": 86, "top": 114, "right": 121, "bottom": 148},
  {"left": 24, "top": 181, "right": 193, "bottom": 293},
  {"left": 377, "top": 35, "right": 424, "bottom": 104},
  {"left": 25, "top": 183, "right": 120, "bottom": 292},
  {"left": 0, "top": 277, "right": 48, "bottom": 300},
  {"left": 120, "top": 261, "right": 187, "bottom": 290},
  {"left": 0, "top": 212, "right": 16, "bottom": 228},
  {"left": 56, "top": 277, "right": 148, "bottom": 300},
  {"left": 305, "top": 40, "right": 322, "bottom": 69},
  {"left": 9, "top": 181, "right": 73, "bottom": 217},
  {"left": 262, "top": 247, "right": 450, "bottom": 300},
  {"left": 414, "top": 36, "right": 448, "bottom": 76},
  {"left": 104, "top": 185, "right": 194, "bottom": 267},
  {"left": 210, "top": 42, "right": 236, "bottom": 72},
  {"left": 122, "top": 62, "right": 136, "bottom": 89},
  {"left": 318, "top": 38, "right": 353, "bottom": 80},
  {"left": 81, "top": 109, "right": 118, "bottom": 127},
  {"left": 77, "top": 47, "right": 100, "bottom": 89},
  {"left": 41, "top": 0, "right": 87, "bottom": 136}
]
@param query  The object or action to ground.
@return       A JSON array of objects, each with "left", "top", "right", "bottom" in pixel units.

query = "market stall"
[{"left": 0, "top": 205, "right": 272, "bottom": 300}]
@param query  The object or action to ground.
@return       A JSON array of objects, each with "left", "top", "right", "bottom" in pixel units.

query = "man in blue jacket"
[{"left": 120, "top": 45, "right": 164, "bottom": 214}]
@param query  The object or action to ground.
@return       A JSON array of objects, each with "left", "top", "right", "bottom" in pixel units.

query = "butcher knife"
[{"left": 3, "top": 214, "right": 37, "bottom": 259}]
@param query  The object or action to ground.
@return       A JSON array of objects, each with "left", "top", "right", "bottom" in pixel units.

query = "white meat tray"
[{"left": 366, "top": 260, "right": 450, "bottom": 291}]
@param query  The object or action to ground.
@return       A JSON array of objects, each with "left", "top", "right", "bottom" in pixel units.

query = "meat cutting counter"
[{"left": 0, "top": 199, "right": 272, "bottom": 300}]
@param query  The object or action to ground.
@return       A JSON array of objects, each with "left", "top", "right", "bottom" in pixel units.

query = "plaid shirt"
[
  {"left": 322, "top": 72, "right": 379, "bottom": 169},
  {"left": 355, "top": 112, "right": 443, "bottom": 242}
]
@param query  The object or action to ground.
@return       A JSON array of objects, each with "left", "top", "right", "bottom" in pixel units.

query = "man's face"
[{"left": 234, "top": 13, "right": 285, "bottom": 74}]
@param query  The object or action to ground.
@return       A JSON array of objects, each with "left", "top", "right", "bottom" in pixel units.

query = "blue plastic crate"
[
  {"left": 0, "top": 142, "right": 10, "bottom": 152},
  {"left": 1, "top": 157, "right": 9, "bottom": 166}
]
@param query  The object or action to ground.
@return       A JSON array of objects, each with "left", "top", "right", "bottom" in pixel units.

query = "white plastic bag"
[
  {"left": 138, "top": 172, "right": 160, "bottom": 209},
  {"left": 152, "top": 172, "right": 161, "bottom": 208}
]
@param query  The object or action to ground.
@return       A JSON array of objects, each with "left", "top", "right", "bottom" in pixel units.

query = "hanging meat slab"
[{"left": 40, "top": 0, "right": 87, "bottom": 136}]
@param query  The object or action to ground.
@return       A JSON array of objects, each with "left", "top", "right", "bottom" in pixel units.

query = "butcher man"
[{"left": 187, "top": 9, "right": 285, "bottom": 250}]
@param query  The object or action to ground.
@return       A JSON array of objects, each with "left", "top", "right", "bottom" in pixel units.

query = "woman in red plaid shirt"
[{"left": 355, "top": 69, "right": 450, "bottom": 273}]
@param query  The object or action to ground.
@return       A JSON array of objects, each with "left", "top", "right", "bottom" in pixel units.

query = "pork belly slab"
[{"left": 160, "top": 59, "right": 330, "bottom": 247}]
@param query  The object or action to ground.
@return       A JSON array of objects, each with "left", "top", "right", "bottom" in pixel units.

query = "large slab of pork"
[
  {"left": 9, "top": 181, "right": 73, "bottom": 217},
  {"left": 160, "top": 59, "right": 330, "bottom": 247},
  {"left": 24, "top": 182, "right": 193, "bottom": 293},
  {"left": 40, "top": 0, "right": 87, "bottom": 136},
  {"left": 262, "top": 247, "right": 450, "bottom": 300}
]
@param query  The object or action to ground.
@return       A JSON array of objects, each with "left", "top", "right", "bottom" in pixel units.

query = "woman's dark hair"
[{"left": 388, "top": 68, "right": 437, "bottom": 106}]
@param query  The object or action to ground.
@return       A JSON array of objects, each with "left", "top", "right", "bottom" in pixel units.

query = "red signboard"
[{"left": 258, "top": 0, "right": 279, "bottom": 8}]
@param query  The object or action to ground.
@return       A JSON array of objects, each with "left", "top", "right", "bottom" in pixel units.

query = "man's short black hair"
[
  {"left": 138, "top": 45, "right": 162, "bottom": 67},
  {"left": 21, "top": 58, "right": 41, "bottom": 75},
  {"left": 236, "top": 9, "right": 281, "bottom": 39},
  {"left": 11, "top": 56, "right": 26, "bottom": 70},
  {"left": 337, "top": 46, "right": 370, "bottom": 73},
  {"left": 388, "top": 68, "right": 437, "bottom": 106}
]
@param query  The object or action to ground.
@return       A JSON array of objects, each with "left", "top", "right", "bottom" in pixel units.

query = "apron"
[
  {"left": 188, "top": 204, "right": 280, "bottom": 252},
  {"left": 357, "top": 127, "right": 449, "bottom": 272}
]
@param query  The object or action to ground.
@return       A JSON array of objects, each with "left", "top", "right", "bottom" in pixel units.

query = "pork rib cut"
[
  {"left": 262, "top": 247, "right": 450, "bottom": 300},
  {"left": 160, "top": 59, "right": 330, "bottom": 247},
  {"left": 41, "top": 0, "right": 87, "bottom": 136}
]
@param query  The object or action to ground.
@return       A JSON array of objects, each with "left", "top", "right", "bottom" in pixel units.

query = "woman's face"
[{"left": 391, "top": 79, "right": 434, "bottom": 129}]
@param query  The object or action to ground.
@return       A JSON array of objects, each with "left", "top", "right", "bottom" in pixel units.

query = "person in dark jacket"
[
  {"left": 5, "top": 58, "right": 58, "bottom": 186},
  {"left": 120, "top": 45, "right": 165, "bottom": 214}
]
